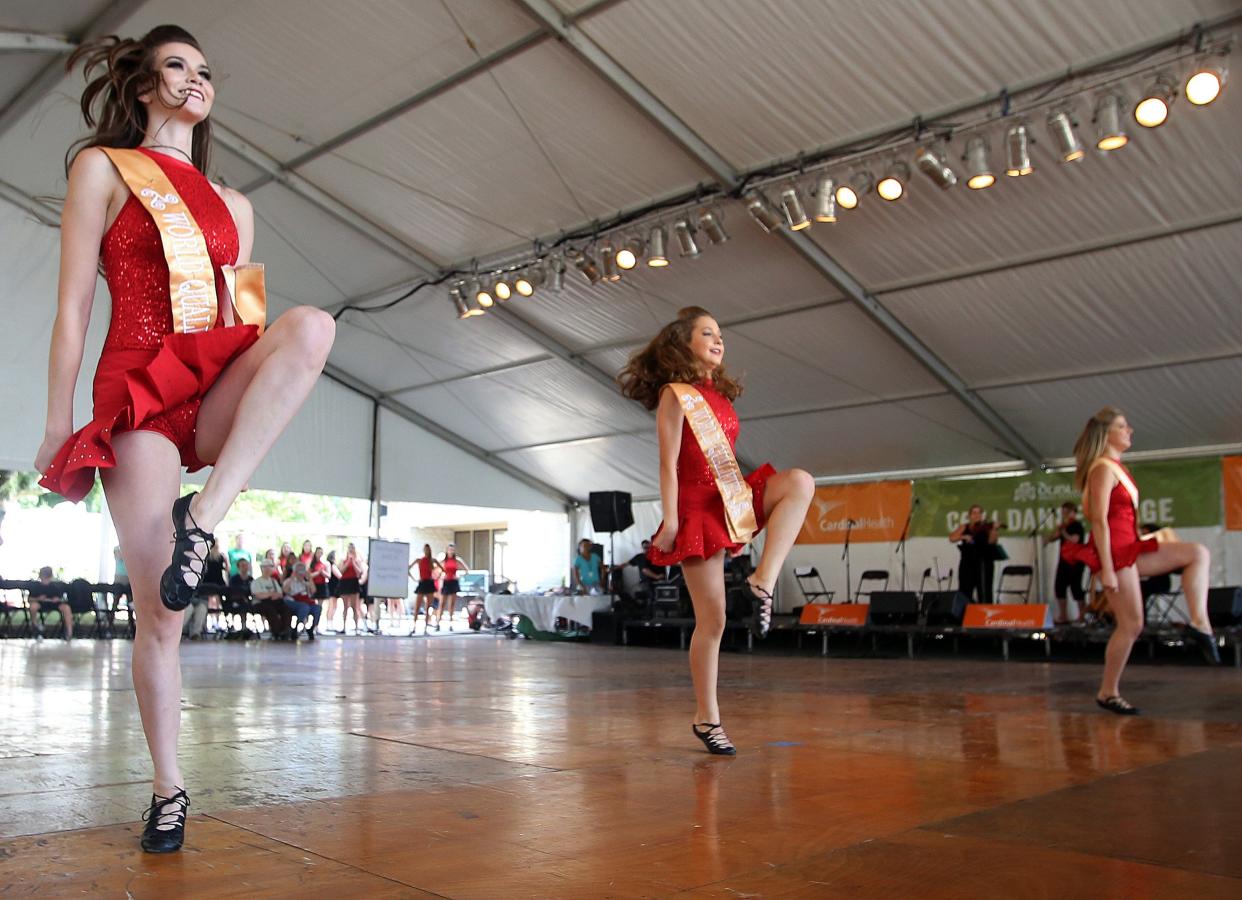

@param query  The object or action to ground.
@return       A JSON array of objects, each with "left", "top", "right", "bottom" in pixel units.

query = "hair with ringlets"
[
  {"left": 1073, "top": 406, "right": 1124, "bottom": 491},
  {"left": 617, "top": 306, "right": 741, "bottom": 410},
  {"left": 65, "top": 25, "right": 212, "bottom": 175}
]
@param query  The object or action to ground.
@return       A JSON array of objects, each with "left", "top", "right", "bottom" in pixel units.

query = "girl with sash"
[
  {"left": 34, "top": 26, "right": 335, "bottom": 852},
  {"left": 1063, "top": 407, "right": 1219, "bottom": 716},
  {"left": 619, "top": 307, "right": 813, "bottom": 755}
]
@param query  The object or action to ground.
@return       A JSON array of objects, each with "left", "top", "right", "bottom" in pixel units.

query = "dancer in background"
[
  {"left": 337, "top": 542, "right": 367, "bottom": 634},
  {"left": 434, "top": 543, "right": 468, "bottom": 631},
  {"left": 1063, "top": 407, "right": 1219, "bottom": 716},
  {"left": 1044, "top": 501, "right": 1087, "bottom": 625},
  {"left": 407, "top": 543, "right": 442, "bottom": 635},
  {"left": 618, "top": 306, "right": 813, "bottom": 756},
  {"left": 34, "top": 26, "right": 334, "bottom": 852}
]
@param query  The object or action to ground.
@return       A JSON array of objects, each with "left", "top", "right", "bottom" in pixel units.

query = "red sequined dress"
[
  {"left": 39, "top": 148, "right": 260, "bottom": 502},
  {"left": 1060, "top": 461, "right": 1158, "bottom": 573},
  {"left": 647, "top": 381, "right": 775, "bottom": 565}
]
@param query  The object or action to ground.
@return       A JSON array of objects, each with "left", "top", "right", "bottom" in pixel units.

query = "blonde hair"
[{"left": 1072, "top": 406, "right": 1123, "bottom": 491}]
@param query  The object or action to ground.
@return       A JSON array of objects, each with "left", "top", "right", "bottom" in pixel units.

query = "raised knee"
[
  {"left": 1194, "top": 543, "right": 1210, "bottom": 566},
  {"left": 290, "top": 306, "right": 336, "bottom": 353},
  {"left": 791, "top": 468, "right": 815, "bottom": 497}
]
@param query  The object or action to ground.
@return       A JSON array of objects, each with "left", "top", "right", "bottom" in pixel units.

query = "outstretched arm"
[{"left": 35, "top": 149, "right": 114, "bottom": 471}]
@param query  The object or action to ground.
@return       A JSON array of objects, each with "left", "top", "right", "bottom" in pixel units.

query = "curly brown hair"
[
  {"left": 617, "top": 306, "right": 742, "bottom": 410},
  {"left": 65, "top": 25, "right": 212, "bottom": 175}
]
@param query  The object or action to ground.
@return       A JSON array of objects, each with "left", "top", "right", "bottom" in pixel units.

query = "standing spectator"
[
  {"left": 309, "top": 547, "right": 332, "bottom": 609},
  {"left": 433, "top": 544, "right": 469, "bottom": 631},
  {"left": 282, "top": 561, "right": 320, "bottom": 640},
  {"left": 250, "top": 560, "right": 293, "bottom": 640},
  {"left": 324, "top": 550, "right": 341, "bottom": 631},
  {"left": 279, "top": 542, "right": 295, "bottom": 580},
  {"left": 571, "top": 539, "right": 604, "bottom": 595},
  {"left": 28, "top": 566, "right": 71, "bottom": 640},
  {"left": 1045, "top": 502, "right": 1087, "bottom": 625},
  {"left": 226, "top": 533, "right": 253, "bottom": 579},
  {"left": 337, "top": 543, "right": 367, "bottom": 635},
  {"left": 298, "top": 540, "right": 314, "bottom": 567},
  {"left": 949, "top": 505, "right": 1000, "bottom": 602}
]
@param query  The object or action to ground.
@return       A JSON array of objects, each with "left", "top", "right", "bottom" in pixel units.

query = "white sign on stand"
[{"left": 366, "top": 539, "right": 410, "bottom": 599}]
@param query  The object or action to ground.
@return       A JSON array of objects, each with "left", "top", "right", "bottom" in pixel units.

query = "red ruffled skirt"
[
  {"left": 39, "top": 326, "right": 259, "bottom": 502},
  {"left": 1061, "top": 534, "right": 1159, "bottom": 573},
  {"left": 648, "top": 463, "right": 776, "bottom": 565}
]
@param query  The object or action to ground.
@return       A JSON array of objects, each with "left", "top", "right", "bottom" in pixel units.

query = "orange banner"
[
  {"left": 796, "top": 481, "right": 912, "bottom": 544},
  {"left": 962, "top": 604, "right": 1051, "bottom": 629},
  {"left": 799, "top": 604, "right": 869, "bottom": 627},
  {"left": 1225, "top": 457, "right": 1242, "bottom": 530}
]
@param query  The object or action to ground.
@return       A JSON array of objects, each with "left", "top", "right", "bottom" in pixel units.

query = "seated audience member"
[
  {"left": 225, "top": 558, "right": 255, "bottom": 632},
  {"left": 627, "top": 539, "right": 662, "bottom": 599},
  {"left": 282, "top": 562, "right": 321, "bottom": 640},
  {"left": 251, "top": 560, "right": 294, "bottom": 640},
  {"left": 571, "top": 539, "right": 604, "bottom": 595},
  {"left": 185, "top": 544, "right": 227, "bottom": 640},
  {"left": 28, "top": 567, "right": 72, "bottom": 640}
]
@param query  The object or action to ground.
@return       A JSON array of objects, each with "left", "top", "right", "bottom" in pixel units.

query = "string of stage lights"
[{"left": 428, "top": 31, "right": 1231, "bottom": 321}]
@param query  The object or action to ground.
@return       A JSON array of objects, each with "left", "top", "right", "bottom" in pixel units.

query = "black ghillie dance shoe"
[
  {"left": 140, "top": 788, "right": 190, "bottom": 853},
  {"left": 159, "top": 492, "right": 213, "bottom": 612}
]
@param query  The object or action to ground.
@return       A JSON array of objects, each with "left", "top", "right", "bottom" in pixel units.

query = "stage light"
[
  {"left": 835, "top": 171, "right": 872, "bottom": 210},
  {"left": 1094, "top": 92, "right": 1128, "bottom": 150},
  {"left": 780, "top": 186, "right": 811, "bottom": 230},
  {"left": 876, "top": 160, "right": 910, "bottom": 201},
  {"left": 569, "top": 249, "right": 601, "bottom": 285},
  {"left": 474, "top": 280, "right": 495, "bottom": 308},
  {"left": 914, "top": 144, "right": 957, "bottom": 189},
  {"left": 616, "top": 235, "right": 643, "bottom": 269},
  {"left": 515, "top": 267, "right": 543, "bottom": 296},
  {"left": 1135, "top": 73, "right": 1176, "bottom": 127},
  {"left": 744, "top": 193, "right": 782, "bottom": 232},
  {"left": 812, "top": 174, "right": 838, "bottom": 222},
  {"left": 673, "top": 217, "right": 700, "bottom": 257},
  {"left": 647, "top": 225, "right": 670, "bottom": 266},
  {"left": 697, "top": 208, "right": 729, "bottom": 244},
  {"left": 1004, "top": 120, "right": 1034, "bottom": 176},
  {"left": 1186, "top": 62, "right": 1226, "bottom": 106},
  {"left": 963, "top": 136, "right": 995, "bottom": 189},
  {"left": 599, "top": 242, "right": 621, "bottom": 281},
  {"left": 492, "top": 276, "right": 512, "bottom": 301},
  {"left": 450, "top": 283, "right": 481, "bottom": 319},
  {"left": 1046, "top": 107, "right": 1085, "bottom": 162}
]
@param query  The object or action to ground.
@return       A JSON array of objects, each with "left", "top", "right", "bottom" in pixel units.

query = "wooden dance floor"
[{"left": 2, "top": 635, "right": 1240, "bottom": 897}]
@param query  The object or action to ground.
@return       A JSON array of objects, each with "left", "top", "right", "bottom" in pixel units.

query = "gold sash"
[
  {"left": 101, "top": 148, "right": 266, "bottom": 335},
  {"left": 669, "top": 383, "right": 758, "bottom": 544}
]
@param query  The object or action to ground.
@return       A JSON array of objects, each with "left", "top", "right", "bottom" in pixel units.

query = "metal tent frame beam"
[{"left": 513, "top": 0, "right": 1041, "bottom": 467}]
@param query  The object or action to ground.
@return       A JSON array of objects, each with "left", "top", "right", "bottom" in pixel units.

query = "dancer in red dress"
[
  {"left": 619, "top": 307, "right": 813, "bottom": 755},
  {"left": 407, "top": 543, "right": 443, "bottom": 634},
  {"left": 34, "top": 26, "right": 335, "bottom": 852},
  {"left": 1062, "top": 407, "right": 1219, "bottom": 716}
]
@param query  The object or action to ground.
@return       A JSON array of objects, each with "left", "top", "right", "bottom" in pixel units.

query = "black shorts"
[
  {"left": 415, "top": 579, "right": 437, "bottom": 595},
  {"left": 314, "top": 582, "right": 329, "bottom": 600},
  {"left": 1054, "top": 562, "right": 1086, "bottom": 602},
  {"left": 441, "top": 579, "right": 460, "bottom": 595},
  {"left": 339, "top": 577, "right": 360, "bottom": 595}
]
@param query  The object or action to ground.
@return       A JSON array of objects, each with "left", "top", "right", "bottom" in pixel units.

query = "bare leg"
[
  {"left": 682, "top": 551, "right": 727, "bottom": 725},
  {"left": 1098, "top": 565, "right": 1143, "bottom": 701},
  {"left": 750, "top": 468, "right": 814, "bottom": 594},
  {"left": 187, "top": 307, "right": 335, "bottom": 531},
  {"left": 1054, "top": 593, "right": 1070, "bottom": 624},
  {"left": 102, "top": 432, "right": 186, "bottom": 797},
  {"left": 1137, "top": 542, "right": 1212, "bottom": 631}
]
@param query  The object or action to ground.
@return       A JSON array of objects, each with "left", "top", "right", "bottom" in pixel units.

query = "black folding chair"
[
  {"left": 996, "top": 565, "right": 1034, "bottom": 603},
  {"left": 854, "top": 570, "right": 889, "bottom": 604}
]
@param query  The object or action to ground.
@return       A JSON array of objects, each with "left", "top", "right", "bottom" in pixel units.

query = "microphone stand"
[
  {"left": 842, "top": 519, "right": 854, "bottom": 603},
  {"left": 894, "top": 500, "right": 917, "bottom": 592}
]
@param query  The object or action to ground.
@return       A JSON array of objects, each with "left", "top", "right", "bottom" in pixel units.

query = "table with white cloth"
[{"left": 483, "top": 592, "right": 611, "bottom": 632}]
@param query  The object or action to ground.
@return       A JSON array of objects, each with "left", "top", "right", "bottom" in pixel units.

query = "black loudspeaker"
[
  {"left": 868, "top": 591, "right": 920, "bottom": 625},
  {"left": 589, "top": 491, "right": 634, "bottom": 532},
  {"left": 590, "top": 610, "right": 624, "bottom": 644},
  {"left": 922, "top": 591, "right": 969, "bottom": 626},
  {"left": 1207, "top": 586, "right": 1242, "bottom": 626}
]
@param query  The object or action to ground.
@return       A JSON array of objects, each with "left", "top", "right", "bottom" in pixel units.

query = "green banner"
[{"left": 910, "top": 458, "right": 1221, "bottom": 537}]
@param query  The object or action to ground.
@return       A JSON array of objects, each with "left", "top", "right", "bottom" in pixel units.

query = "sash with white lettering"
[
  {"left": 1085, "top": 457, "right": 1158, "bottom": 545},
  {"left": 101, "top": 148, "right": 266, "bottom": 335},
  {"left": 669, "top": 383, "right": 758, "bottom": 544}
]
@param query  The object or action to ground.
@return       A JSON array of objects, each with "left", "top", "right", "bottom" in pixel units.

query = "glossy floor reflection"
[{"left": 2, "top": 636, "right": 1239, "bottom": 897}]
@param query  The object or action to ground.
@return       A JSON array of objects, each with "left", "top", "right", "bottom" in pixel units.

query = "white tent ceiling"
[{"left": 1, "top": 0, "right": 1239, "bottom": 509}]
